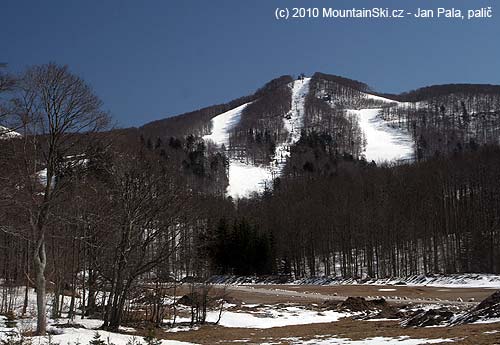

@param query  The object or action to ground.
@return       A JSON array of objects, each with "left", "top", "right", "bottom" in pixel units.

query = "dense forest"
[
  {"left": 380, "top": 84, "right": 500, "bottom": 159},
  {"left": 2, "top": 66, "right": 500, "bottom": 335},
  {"left": 228, "top": 75, "right": 293, "bottom": 165},
  {"left": 234, "top": 144, "right": 500, "bottom": 278}
]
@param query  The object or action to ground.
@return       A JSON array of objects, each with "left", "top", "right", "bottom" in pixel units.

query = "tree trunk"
[{"left": 34, "top": 237, "right": 47, "bottom": 335}]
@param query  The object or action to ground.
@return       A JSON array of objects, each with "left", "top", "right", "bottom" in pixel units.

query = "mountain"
[{"left": 139, "top": 72, "right": 500, "bottom": 199}]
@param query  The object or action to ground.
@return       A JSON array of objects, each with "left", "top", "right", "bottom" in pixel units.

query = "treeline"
[
  {"left": 310, "top": 72, "right": 391, "bottom": 109},
  {"left": 140, "top": 95, "right": 254, "bottom": 140},
  {"left": 140, "top": 75, "right": 294, "bottom": 143},
  {"left": 380, "top": 86, "right": 500, "bottom": 159},
  {"left": 383, "top": 84, "right": 500, "bottom": 103},
  {"left": 223, "top": 144, "right": 500, "bottom": 278}
]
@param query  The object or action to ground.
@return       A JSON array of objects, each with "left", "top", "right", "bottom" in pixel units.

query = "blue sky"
[{"left": 1, "top": 0, "right": 498, "bottom": 127}]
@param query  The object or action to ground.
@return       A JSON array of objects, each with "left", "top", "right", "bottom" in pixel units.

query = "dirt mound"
[
  {"left": 335, "top": 297, "right": 403, "bottom": 319},
  {"left": 402, "top": 308, "right": 454, "bottom": 327},
  {"left": 337, "top": 297, "right": 377, "bottom": 312},
  {"left": 453, "top": 290, "right": 500, "bottom": 325}
]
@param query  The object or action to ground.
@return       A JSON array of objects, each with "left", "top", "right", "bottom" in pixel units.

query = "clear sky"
[{"left": 1, "top": 0, "right": 498, "bottom": 127}]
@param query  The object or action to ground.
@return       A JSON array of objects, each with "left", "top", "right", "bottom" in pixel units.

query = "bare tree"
[
  {"left": 9, "top": 63, "right": 110, "bottom": 334},
  {"left": 97, "top": 148, "right": 192, "bottom": 331}
]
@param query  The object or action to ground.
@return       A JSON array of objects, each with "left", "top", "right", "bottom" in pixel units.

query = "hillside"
[{"left": 139, "top": 73, "right": 500, "bottom": 198}]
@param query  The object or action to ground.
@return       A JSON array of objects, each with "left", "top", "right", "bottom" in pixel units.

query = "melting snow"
[
  {"left": 347, "top": 108, "right": 413, "bottom": 163},
  {"left": 226, "top": 162, "right": 273, "bottom": 199},
  {"left": 293, "top": 336, "right": 454, "bottom": 345},
  {"left": 203, "top": 78, "right": 415, "bottom": 197},
  {"left": 363, "top": 93, "right": 399, "bottom": 104},
  {"left": 202, "top": 103, "right": 250, "bottom": 147},
  {"left": 169, "top": 305, "right": 350, "bottom": 329},
  {"left": 203, "top": 78, "right": 311, "bottom": 199},
  {"left": 269, "top": 78, "right": 310, "bottom": 178}
]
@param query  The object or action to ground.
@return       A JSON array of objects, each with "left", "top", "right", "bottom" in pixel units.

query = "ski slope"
[
  {"left": 202, "top": 102, "right": 271, "bottom": 198},
  {"left": 285, "top": 78, "right": 310, "bottom": 144},
  {"left": 270, "top": 77, "right": 310, "bottom": 177},
  {"left": 203, "top": 78, "right": 413, "bottom": 197},
  {"left": 348, "top": 108, "right": 414, "bottom": 163},
  {"left": 203, "top": 101, "right": 272, "bottom": 198},
  {"left": 202, "top": 103, "right": 249, "bottom": 147},
  {"left": 203, "top": 78, "right": 310, "bottom": 199},
  {"left": 226, "top": 161, "right": 273, "bottom": 199}
]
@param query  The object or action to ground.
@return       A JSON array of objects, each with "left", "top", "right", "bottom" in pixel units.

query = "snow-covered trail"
[
  {"left": 286, "top": 77, "right": 310, "bottom": 144},
  {"left": 203, "top": 102, "right": 271, "bottom": 198},
  {"left": 348, "top": 108, "right": 413, "bottom": 163},
  {"left": 270, "top": 78, "right": 310, "bottom": 176},
  {"left": 203, "top": 79, "right": 311, "bottom": 199},
  {"left": 226, "top": 162, "right": 272, "bottom": 199},
  {"left": 202, "top": 102, "right": 250, "bottom": 147}
]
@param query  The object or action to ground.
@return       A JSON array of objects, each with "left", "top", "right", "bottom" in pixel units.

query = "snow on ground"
[
  {"left": 288, "top": 336, "right": 455, "bottom": 345},
  {"left": 0, "top": 125, "right": 21, "bottom": 139},
  {"left": 40, "top": 328, "right": 196, "bottom": 345},
  {"left": 226, "top": 161, "right": 273, "bottom": 199},
  {"left": 0, "top": 316, "right": 196, "bottom": 345},
  {"left": 363, "top": 93, "right": 399, "bottom": 104},
  {"left": 202, "top": 101, "right": 272, "bottom": 199},
  {"left": 347, "top": 108, "right": 414, "bottom": 163},
  {"left": 284, "top": 78, "right": 310, "bottom": 144},
  {"left": 382, "top": 274, "right": 500, "bottom": 289},
  {"left": 473, "top": 317, "right": 500, "bottom": 324},
  {"left": 212, "top": 273, "right": 500, "bottom": 289},
  {"left": 202, "top": 78, "right": 311, "bottom": 199},
  {"left": 268, "top": 78, "right": 310, "bottom": 178},
  {"left": 202, "top": 103, "right": 250, "bottom": 147},
  {"left": 168, "top": 304, "right": 351, "bottom": 329}
]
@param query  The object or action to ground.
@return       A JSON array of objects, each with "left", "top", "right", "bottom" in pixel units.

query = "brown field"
[
  {"left": 150, "top": 284, "right": 500, "bottom": 345},
  {"left": 157, "top": 319, "right": 500, "bottom": 345},
  {"left": 223, "top": 284, "right": 497, "bottom": 305}
]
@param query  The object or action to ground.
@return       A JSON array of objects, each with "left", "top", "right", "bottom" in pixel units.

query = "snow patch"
[
  {"left": 202, "top": 78, "right": 311, "bottom": 199},
  {"left": 347, "top": 108, "right": 413, "bottom": 163},
  {"left": 0, "top": 125, "right": 21, "bottom": 139},
  {"left": 294, "top": 336, "right": 454, "bottom": 345},
  {"left": 170, "top": 305, "right": 350, "bottom": 329},
  {"left": 363, "top": 93, "right": 399, "bottom": 104},
  {"left": 202, "top": 103, "right": 250, "bottom": 147},
  {"left": 268, "top": 78, "right": 310, "bottom": 178},
  {"left": 227, "top": 162, "right": 273, "bottom": 199}
]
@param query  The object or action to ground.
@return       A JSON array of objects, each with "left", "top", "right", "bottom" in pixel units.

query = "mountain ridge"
[{"left": 140, "top": 72, "right": 500, "bottom": 138}]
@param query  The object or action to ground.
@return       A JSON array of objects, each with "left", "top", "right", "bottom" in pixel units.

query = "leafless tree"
[{"left": 9, "top": 63, "right": 110, "bottom": 334}]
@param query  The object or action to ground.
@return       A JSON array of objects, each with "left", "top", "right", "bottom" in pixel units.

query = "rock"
[
  {"left": 402, "top": 308, "right": 454, "bottom": 327},
  {"left": 453, "top": 290, "right": 500, "bottom": 325}
]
